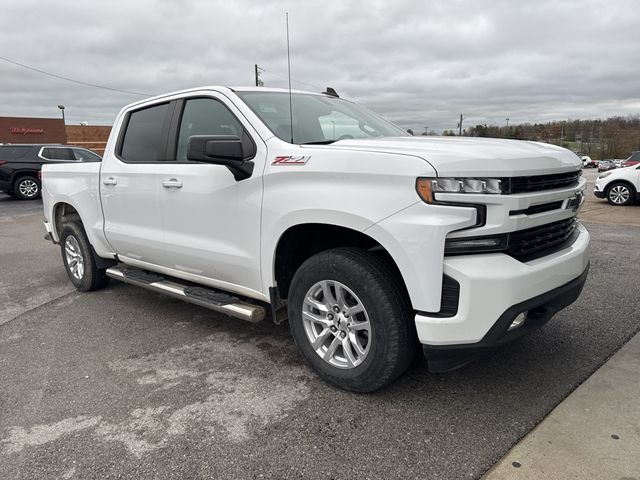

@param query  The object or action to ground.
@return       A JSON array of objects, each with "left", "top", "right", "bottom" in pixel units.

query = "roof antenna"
[
  {"left": 322, "top": 87, "right": 339, "bottom": 98},
  {"left": 286, "top": 12, "right": 294, "bottom": 144}
]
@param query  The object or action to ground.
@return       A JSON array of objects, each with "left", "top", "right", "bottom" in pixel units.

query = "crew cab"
[{"left": 41, "top": 86, "right": 590, "bottom": 392}]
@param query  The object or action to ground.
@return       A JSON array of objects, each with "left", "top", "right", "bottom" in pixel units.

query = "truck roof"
[{"left": 119, "top": 86, "right": 330, "bottom": 113}]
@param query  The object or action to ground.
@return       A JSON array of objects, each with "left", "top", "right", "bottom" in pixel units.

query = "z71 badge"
[{"left": 272, "top": 155, "right": 311, "bottom": 166}]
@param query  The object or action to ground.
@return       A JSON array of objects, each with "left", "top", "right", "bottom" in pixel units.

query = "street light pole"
[
  {"left": 57, "top": 105, "right": 65, "bottom": 125},
  {"left": 506, "top": 118, "right": 509, "bottom": 128},
  {"left": 57, "top": 105, "right": 67, "bottom": 144}
]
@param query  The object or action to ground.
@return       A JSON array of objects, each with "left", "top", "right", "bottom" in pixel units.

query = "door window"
[
  {"left": 43, "top": 147, "right": 76, "bottom": 160},
  {"left": 72, "top": 148, "right": 102, "bottom": 162},
  {"left": 176, "top": 98, "right": 255, "bottom": 161},
  {"left": 120, "top": 103, "right": 169, "bottom": 162}
]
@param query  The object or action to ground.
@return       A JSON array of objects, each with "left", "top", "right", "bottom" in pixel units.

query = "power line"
[
  {"left": 0, "top": 55, "right": 152, "bottom": 96},
  {"left": 257, "top": 66, "right": 323, "bottom": 91}
]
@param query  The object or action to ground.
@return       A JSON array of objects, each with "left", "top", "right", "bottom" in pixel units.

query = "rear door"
[
  {"left": 156, "top": 95, "right": 266, "bottom": 295},
  {"left": 100, "top": 101, "right": 173, "bottom": 265}
]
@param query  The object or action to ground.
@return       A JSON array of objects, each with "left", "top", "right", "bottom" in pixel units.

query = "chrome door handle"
[
  {"left": 102, "top": 177, "right": 117, "bottom": 186},
  {"left": 162, "top": 179, "right": 183, "bottom": 188}
]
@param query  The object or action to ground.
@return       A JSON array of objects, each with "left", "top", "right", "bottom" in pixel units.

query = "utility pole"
[
  {"left": 254, "top": 64, "right": 264, "bottom": 87},
  {"left": 458, "top": 114, "right": 464, "bottom": 136},
  {"left": 506, "top": 118, "right": 509, "bottom": 128}
]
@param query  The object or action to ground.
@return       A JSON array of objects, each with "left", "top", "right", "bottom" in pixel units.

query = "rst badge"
[{"left": 272, "top": 155, "right": 311, "bottom": 166}]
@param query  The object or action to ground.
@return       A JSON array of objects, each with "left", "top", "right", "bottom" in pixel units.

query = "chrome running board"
[{"left": 106, "top": 265, "right": 266, "bottom": 323}]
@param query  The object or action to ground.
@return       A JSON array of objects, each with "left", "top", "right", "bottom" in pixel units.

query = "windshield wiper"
[{"left": 299, "top": 140, "right": 336, "bottom": 145}]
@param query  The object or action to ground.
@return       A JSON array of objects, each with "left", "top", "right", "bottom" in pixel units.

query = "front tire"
[
  {"left": 606, "top": 182, "right": 634, "bottom": 206},
  {"left": 59, "top": 222, "right": 110, "bottom": 291},
  {"left": 288, "top": 248, "right": 416, "bottom": 392},
  {"left": 13, "top": 176, "right": 40, "bottom": 200}
]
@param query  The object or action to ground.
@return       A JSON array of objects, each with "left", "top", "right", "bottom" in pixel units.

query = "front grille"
[
  {"left": 507, "top": 217, "right": 578, "bottom": 260},
  {"left": 510, "top": 201, "right": 564, "bottom": 216},
  {"left": 504, "top": 171, "right": 582, "bottom": 194}
]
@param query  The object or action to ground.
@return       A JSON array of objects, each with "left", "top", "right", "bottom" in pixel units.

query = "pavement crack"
[{"left": 0, "top": 289, "right": 76, "bottom": 328}]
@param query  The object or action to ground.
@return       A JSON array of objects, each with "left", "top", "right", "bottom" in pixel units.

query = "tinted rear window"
[
  {"left": 0, "top": 145, "right": 32, "bottom": 159},
  {"left": 629, "top": 151, "right": 640, "bottom": 161},
  {"left": 120, "top": 103, "right": 169, "bottom": 162}
]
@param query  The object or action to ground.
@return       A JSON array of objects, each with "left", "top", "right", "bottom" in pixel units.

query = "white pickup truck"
[{"left": 42, "top": 86, "right": 590, "bottom": 392}]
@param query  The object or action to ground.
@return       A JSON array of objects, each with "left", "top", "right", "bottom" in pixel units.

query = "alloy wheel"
[
  {"left": 302, "top": 280, "right": 371, "bottom": 369},
  {"left": 64, "top": 235, "right": 85, "bottom": 280},
  {"left": 609, "top": 185, "right": 630, "bottom": 205},
  {"left": 18, "top": 179, "right": 39, "bottom": 198}
]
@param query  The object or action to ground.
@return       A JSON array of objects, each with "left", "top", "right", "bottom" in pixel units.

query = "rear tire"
[
  {"left": 288, "top": 247, "right": 416, "bottom": 392},
  {"left": 59, "top": 222, "right": 110, "bottom": 291},
  {"left": 13, "top": 176, "right": 40, "bottom": 200},
  {"left": 606, "top": 182, "right": 634, "bottom": 206}
]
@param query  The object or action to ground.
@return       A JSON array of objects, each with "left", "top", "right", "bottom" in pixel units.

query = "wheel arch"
[
  {"left": 52, "top": 200, "right": 117, "bottom": 269},
  {"left": 53, "top": 202, "right": 81, "bottom": 240},
  {"left": 11, "top": 168, "right": 40, "bottom": 185},
  {"left": 271, "top": 222, "right": 411, "bottom": 306}
]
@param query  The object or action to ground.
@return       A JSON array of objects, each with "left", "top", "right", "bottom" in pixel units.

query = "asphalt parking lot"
[{"left": 1, "top": 174, "right": 639, "bottom": 480}]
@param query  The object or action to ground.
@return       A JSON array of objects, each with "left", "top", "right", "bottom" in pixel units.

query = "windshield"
[{"left": 236, "top": 91, "right": 409, "bottom": 144}]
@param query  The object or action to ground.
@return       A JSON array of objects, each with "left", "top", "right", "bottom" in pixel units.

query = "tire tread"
[{"left": 288, "top": 247, "right": 416, "bottom": 392}]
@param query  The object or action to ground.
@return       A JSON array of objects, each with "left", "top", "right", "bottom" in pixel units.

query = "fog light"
[
  {"left": 508, "top": 312, "right": 527, "bottom": 331},
  {"left": 444, "top": 235, "right": 508, "bottom": 254}
]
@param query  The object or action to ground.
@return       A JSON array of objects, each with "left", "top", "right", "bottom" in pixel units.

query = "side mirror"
[{"left": 187, "top": 135, "right": 254, "bottom": 181}]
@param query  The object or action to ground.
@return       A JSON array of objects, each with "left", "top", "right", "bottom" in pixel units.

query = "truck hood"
[{"left": 328, "top": 137, "right": 582, "bottom": 177}]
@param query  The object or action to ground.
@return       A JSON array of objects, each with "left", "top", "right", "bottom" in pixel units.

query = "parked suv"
[
  {"left": 0, "top": 144, "right": 101, "bottom": 199},
  {"left": 594, "top": 164, "right": 640, "bottom": 205}
]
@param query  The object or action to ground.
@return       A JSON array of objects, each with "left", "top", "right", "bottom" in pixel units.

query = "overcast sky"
[{"left": 1, "top": 0, "right": 639, "bottom": 133}]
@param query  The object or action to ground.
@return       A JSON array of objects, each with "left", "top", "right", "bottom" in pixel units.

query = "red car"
[{"left": 622, "top": 151, "right": 640, "bottom": 167}]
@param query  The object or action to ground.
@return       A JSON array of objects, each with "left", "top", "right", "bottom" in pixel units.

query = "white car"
[{"left": 594, "top": 165, "right": 640, "bottom": 205}]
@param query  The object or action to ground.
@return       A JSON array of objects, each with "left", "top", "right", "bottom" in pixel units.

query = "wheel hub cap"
[
  {"left": 19, "top": 179, "right": 38, "bottom": 197},
  {"left": 610, "top": 185, "right": 629, "bottom": 204},
  {"left": 64, "top": 235, "right": 85, "bottom": 280},
  {"left": 302, "top": 280, "right": 371, "bottom": 369}
]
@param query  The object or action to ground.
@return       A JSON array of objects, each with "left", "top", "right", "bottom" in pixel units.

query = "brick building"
[
  {"left": 0, "top": 116, "right": 67, "bottom": 144},
  {"left": 66, "top": 125, "right": 112, "bottom": 156},
  {"left": 0, "top": 116, "right": 111, "bottom": 156}
]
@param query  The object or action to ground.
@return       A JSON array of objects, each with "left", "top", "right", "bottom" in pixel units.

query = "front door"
[{"left": 158, "top": 96, "right": 265, "bottom": 296}]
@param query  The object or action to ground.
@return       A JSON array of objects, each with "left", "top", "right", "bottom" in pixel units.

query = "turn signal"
[{"left": 416, "top": 178, "right": 434, "bottom": 203}]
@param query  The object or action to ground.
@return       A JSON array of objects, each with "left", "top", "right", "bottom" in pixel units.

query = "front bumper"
[
  {"left": 415, "top": 223, "right": 590, "bottom": 366},
  {"left": 594, "top": 177, "right": 608, "bottom": 198},
  {"left": 423, "top": 265, "right": 589, "bottom": 372}
]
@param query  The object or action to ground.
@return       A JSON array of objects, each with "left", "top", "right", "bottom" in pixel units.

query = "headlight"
[
  {"left": 598, "top": 172, "right": 612, "bottom": 179},
  {"left": 416, "top": 177, "right": 502, "bottom": 203}
]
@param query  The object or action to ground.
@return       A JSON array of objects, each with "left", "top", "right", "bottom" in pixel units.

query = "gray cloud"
[{"left": 1, "top": 0, "right": 639, "bottom": 133}]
